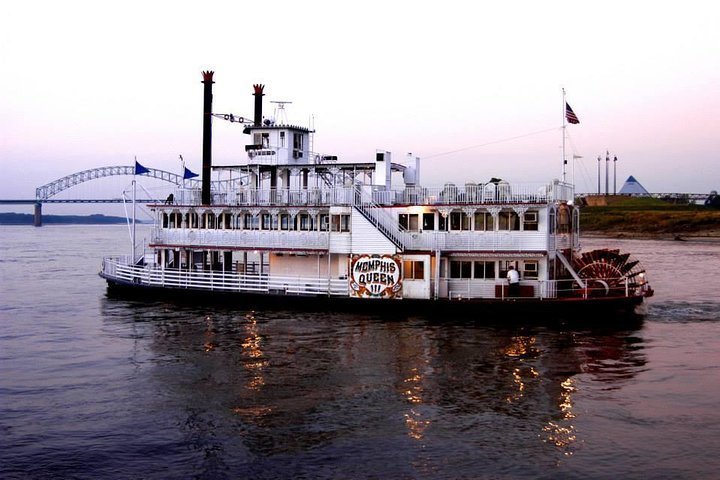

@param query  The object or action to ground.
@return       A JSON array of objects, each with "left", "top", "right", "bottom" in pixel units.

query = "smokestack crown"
[
  {"left": 253, "top": 84, "right": 265, "bottom": 126},
  {"left": 202, "top": 71, "right": 215, "bottom": 83}
]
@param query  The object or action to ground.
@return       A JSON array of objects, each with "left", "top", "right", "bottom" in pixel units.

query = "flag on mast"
[
  {"left": 183, "top": 167, "right": 199, "bottom": 180},
  {"left": 565, "top": 102, "right": 580, "bottom": 124},
  {"left": 179, "top": 154, "right": 198, "bottom": 179},
  {"left": 134, "top": 159, "right": 150, "bottom": 175}
]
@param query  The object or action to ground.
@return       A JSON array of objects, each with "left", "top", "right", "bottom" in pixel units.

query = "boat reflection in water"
[{"left": 112, "top": 300, "right": 646, "bottom": 474}]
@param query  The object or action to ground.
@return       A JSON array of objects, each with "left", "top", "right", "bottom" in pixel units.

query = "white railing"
[
  {"left": 103, "top": 256, "right": 644, "bottom": 301},
  {"left": 165, "top": 181, "right": 573, "bottom": 208},
  {"left": 386, "top": 182, "right": 572, "bottom": 205},
  {"left": 352, "top": 186, "right": 409, "bottom": 249},
  {"left": 441, "top": 277, "right": 636, "bottom": 300},
  {"left": 152, "top": 228, "right": 330, "bottom": 250},
  {"left": 102, "top": 257, "right": 348, "bottom": 296},
  {"left": 403, "top": 231, "right": 547, "bottom": 251},
  {"left": 229, "top": 188, "right": 353, "bottom": 207}
]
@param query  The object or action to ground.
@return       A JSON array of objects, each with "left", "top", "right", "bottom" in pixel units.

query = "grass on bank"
[{"left": 579, "top": 197, "right": 720, "bottom": 235}]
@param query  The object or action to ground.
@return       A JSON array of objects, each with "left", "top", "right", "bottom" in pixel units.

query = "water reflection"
[
  {"left": 101, "top": 300, "right": 647, "bottom": 467},
  {"left": 240, "top": 312, "right": 267, "bottom": 391}
]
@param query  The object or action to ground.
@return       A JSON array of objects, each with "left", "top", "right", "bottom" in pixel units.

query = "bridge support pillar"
[{"left": 34, "top": 202, "right": 42, "bottom": 227}]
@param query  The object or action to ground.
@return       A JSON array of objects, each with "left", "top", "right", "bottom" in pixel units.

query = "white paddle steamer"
[{"left": 101, "top": 72, "right": 653, "bottom": 316}]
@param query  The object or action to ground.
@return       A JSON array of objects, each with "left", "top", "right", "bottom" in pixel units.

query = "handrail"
[
  {"left": 158, "top": 181, "right": 573, "bottom": 208},
  {"left": 102, "top": 256, "right": 645, "bottom": 300},
  {"left": 352, "top": 186, "right": 407, "bottom": 249},
  {"left": 102, "top": 257, "right": 348, "bottom": 296}
]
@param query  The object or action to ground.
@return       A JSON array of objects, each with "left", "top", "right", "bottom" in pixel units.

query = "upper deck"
[
  {"left": 147, "top": 180, "right": 577, "bottom": 255},
  {"left": 163, "top": 181, "right": 574, "bottom": 209}
]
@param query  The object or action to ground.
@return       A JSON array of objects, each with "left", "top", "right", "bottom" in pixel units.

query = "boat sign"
[{"left": 349, "top": 254, "right": 403, "bottom": 299}]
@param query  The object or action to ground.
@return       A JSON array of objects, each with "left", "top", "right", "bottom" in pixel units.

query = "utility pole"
[
  {"left": 597, "top": 156, "right": 601, "bottom": 194},
  {"left": 613, "top": 156, "right": 618, "bottom": 195},
  {"left": 605, "top": 151, "right": 610, "bottom": 195}
]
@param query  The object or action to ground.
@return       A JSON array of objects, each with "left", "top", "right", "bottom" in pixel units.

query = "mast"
[
  {"left": 132, "top": 157, "right": 137, "bottom": 263},
  {"left": 562, "top": 88, "right": 567, "bottom": 183}
]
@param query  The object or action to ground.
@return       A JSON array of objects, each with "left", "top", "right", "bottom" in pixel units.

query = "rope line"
[{"left": 422, "top": 126, "right": 561, "bottom": 160}]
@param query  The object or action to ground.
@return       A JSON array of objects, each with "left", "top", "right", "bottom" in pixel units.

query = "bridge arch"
[{"left": 34, "top": 165, "right": 243, "bottom": 201}]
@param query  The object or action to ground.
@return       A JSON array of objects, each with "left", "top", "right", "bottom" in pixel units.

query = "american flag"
[{"left": 565, "top": 102, "right": 580, "bottom": 124}]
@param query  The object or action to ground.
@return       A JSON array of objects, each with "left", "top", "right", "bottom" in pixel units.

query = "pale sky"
[{"left": 1, "top": 0, "right": 718, "bottom": 213}]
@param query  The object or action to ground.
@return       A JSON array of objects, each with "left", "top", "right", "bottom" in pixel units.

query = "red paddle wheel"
[{"left": 571, "top": 249, "right": 652, "bottom": 297}]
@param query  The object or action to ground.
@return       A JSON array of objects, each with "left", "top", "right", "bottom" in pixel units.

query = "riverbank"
[
  {"left": 0, "top": 213, "right": 131, "bottom": 225},
  {"left": 579, "top": 197, "right": 720, "bottom": 240}
]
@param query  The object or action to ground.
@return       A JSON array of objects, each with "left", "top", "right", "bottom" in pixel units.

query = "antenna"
[{"left": 270, "top": 100, "right": 292, "bottom": 125}]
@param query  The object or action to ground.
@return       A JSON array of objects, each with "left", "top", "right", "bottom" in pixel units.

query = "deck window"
[
  {"left": 438, "top": 214, "right": 447, "bottom": 231},
  {"left": 449, "top": 260, "right": 472, "bottom": 279},
  {"left": 167, "top": 212, "right": 181, "bottom": 228},
  {"left": 222, "top": 213, "right": 232, "bottom": 229},
  {"left": 186, "top": 212, "right": 199, "bottom": 229},
  {"left": 523, "top": 261, "right": 539, "bottom": 279},
  {"left": 403, "top": 260, "right": 425, "bottom": 280},
  {"left": 320, "top": 214, "right": 329, "bottom": 231},
  {"left": 499, "top": 260, "right": 516, "bottom": 279},
  {"left": 254, "top": 132, "right": 270, "bottom": 148},
  {"left": 498, "top": 211, "right": 520, "bottom": 231},
  {"left": 293, "top": 133, "right": 304, "bottom": 158},
  {"left": 524, "top": 211, "right": 538, "bottom": 231},
  {"left": 280, "top": 214, "right": 290, "bottom": 230},
  {"left": 298, "top": 213, "right": 314, "bottom": 231},
  {"left": 473, "top": 261, "right": 496, "bottom": 279},
  {"left": 244, "top": 214, "right": 258, "bottom": 230},
  {"left": 399, "top": 213, "right": 419, "bottom": 231},
  {"left": 474, "top": 211, "right": 494, "bottom": 231},
  {"left": 205, "top": 213, "right": 217, "bottom": 229},
  {"left": 261, "top": 213, "right": 274, "bottom": 230},
  {"left": 422, "top": 213, "right": 435, "bottom": 230},
  {"left": 331, "top": 214, "right": 350, "bottom": 232},
  {"left": 450, "top": 211, "right": 470, "bottom": 231}
]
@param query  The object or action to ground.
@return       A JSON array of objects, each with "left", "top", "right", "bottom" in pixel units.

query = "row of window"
[
  {"left": 445, "top": 260, "right": 538, "bottom": 280},
  {"left": 162, "top": 212, "right": 350, "bottom": 232},
  {"left": 162, "top": 208, "right": 541, "bottom": 234},
  {"left": 399, "top": 211, "right": 538, "bottom": 232},
  {"left": 402, "top": 259, "right": 539, "bottom": 280},
  {"left": 253, "top": 131, "right": 304, "bottom": 151}
]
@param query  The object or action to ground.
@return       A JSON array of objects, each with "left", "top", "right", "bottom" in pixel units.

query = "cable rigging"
[{"left": 422, "top": 126, "right": 561, "bottom": 160}]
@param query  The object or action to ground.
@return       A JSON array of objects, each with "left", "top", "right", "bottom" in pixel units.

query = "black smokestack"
[
  {"left": 253, "top": 84, "right": 265, "bottom": 126},
  {"left": 201, "top": 70, "right": 214, "bottom": 205}
]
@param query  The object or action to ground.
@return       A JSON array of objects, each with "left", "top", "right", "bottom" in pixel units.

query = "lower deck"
[
  {"left": 101, "top": 271, "right": 646, "bottom": 318},
  {"left": 102, "top": 246, "right": 644, "bottom": 302}
]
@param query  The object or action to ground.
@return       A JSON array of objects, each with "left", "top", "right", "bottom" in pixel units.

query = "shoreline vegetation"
[
  {"left": 0, "top": 213, "right": 133, "bottom": 225},
  {"left": 579, "top": 196, "right": 720, "bottom": 241}
]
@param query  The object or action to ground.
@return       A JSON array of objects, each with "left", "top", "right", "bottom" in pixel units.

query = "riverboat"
[{"left": 100, "top": 72, "right": 653, "bottom": 316}]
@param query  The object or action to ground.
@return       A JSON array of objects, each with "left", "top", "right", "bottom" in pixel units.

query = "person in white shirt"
[{"left": 507, "top": 265, "right": 520, "bottom": 297}]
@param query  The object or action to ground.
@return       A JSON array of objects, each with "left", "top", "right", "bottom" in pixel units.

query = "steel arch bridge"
[{"left": 35, "top": 165, "right": 241, "bottom": 201}]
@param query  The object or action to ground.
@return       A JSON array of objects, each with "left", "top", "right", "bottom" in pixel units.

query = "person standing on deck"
[{"left": 507, "top": 265, "right": 520, "bottom": 297}]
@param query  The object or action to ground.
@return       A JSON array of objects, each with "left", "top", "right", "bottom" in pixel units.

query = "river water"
[{"left": 1, "top": 225, "right": 719, "bottom": 479}]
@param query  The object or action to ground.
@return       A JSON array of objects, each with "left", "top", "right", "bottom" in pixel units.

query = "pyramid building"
[{"left": 619, "top": 175, "right": 650, "bottom": 195}]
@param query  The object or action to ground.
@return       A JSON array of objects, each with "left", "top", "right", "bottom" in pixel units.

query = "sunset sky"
[{"left": 1, "top": 0, "right": 718, "bottom": 212}]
